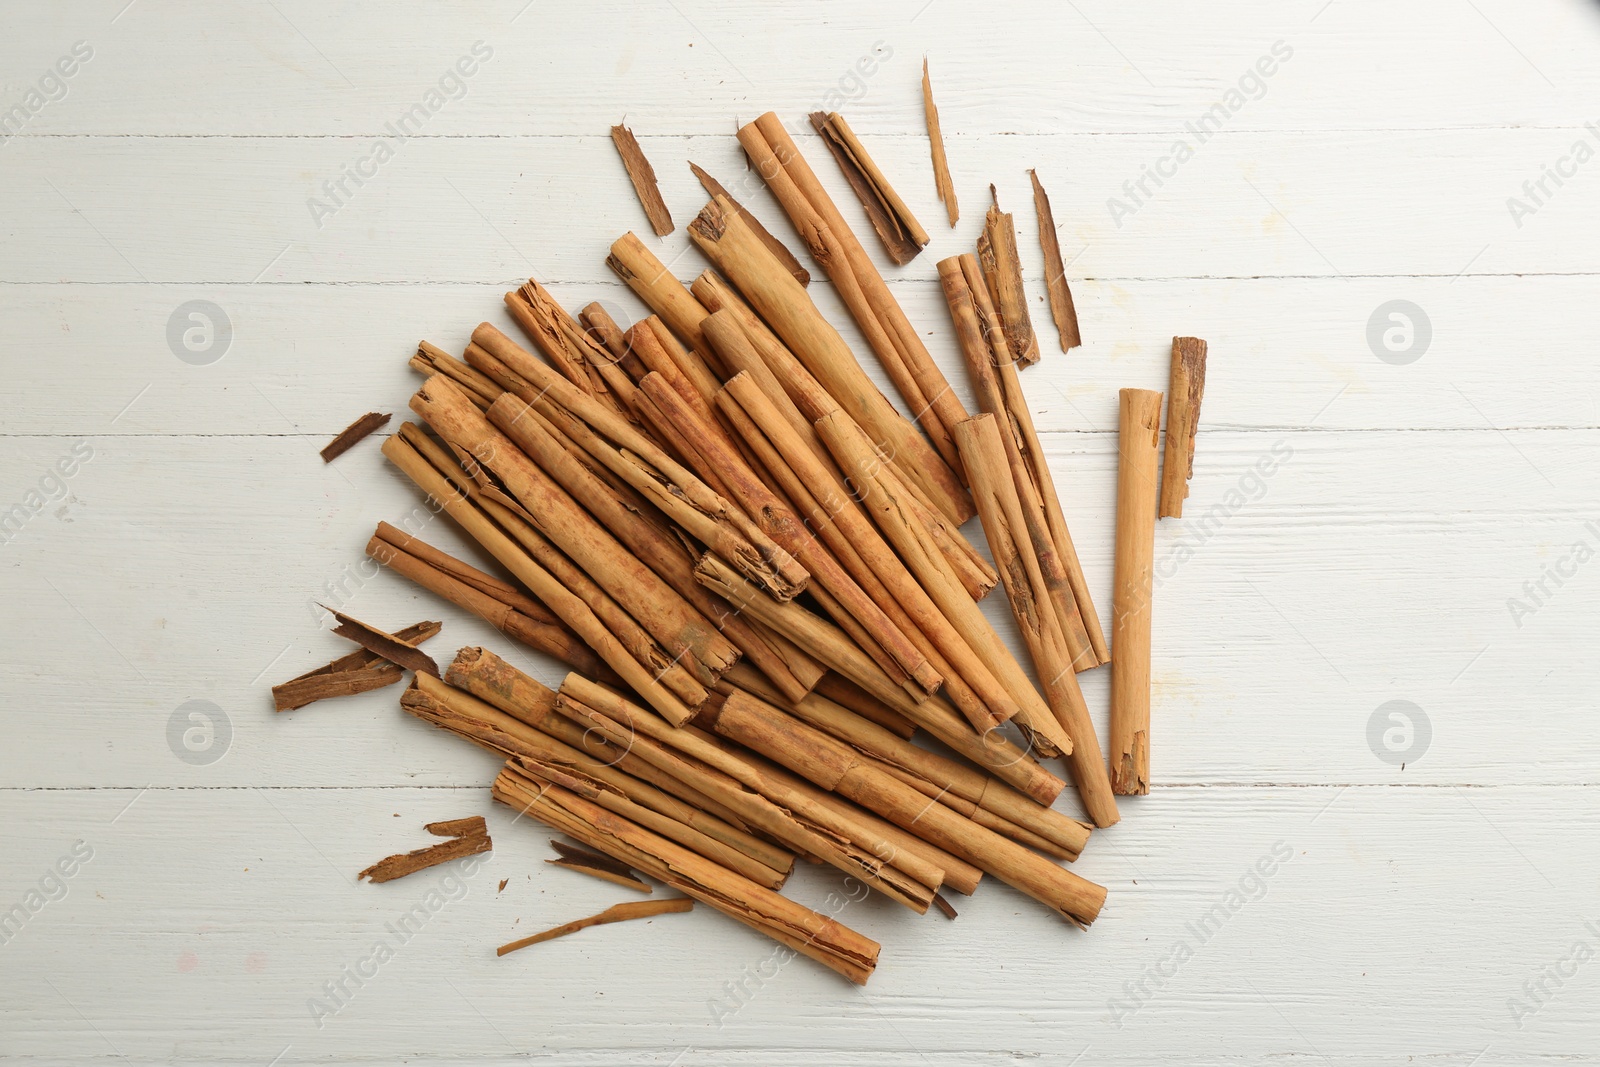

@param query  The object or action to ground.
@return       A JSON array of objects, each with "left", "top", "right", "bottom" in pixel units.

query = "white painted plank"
[
  {"left": 0, "top": 126, "right": 1594, "bottom": 285},
  {"left": 2, "top": 1, "right": 1593, "bottom": 136},
  {"left": 1, "top": 430, "right": 1593, "bottom": 793},
  {"left": 1, "top": 273, "right": 1588, "bottom": 437},
  {"left": 0, "top": 785, "right": 1589, "bottom": 1064}
]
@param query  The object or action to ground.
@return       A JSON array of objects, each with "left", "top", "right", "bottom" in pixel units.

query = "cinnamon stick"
[
  {"left": 271, "top": 620, "right": 442, "bottom": 711},
  {"left": 547, "top": 840, "right": 651, "bottom": 893},
  {"left": 381, "top": 429, "right": 699, "bottom": 726},
  {"left": 413, "top": 342, "right": 503, "bottom": 410},
  {"left": 1110, "top": 388, "right": 1163, "bottom": 796},
  {"left": 922, "top": 58, "right": 958, "bottom": 227},
  {"left": 947, "top": 253, "right": 1109, "bottom": 666},
  {"left": 687, "top": 193, "right": 972, "bottom": 525},
  {"left": 325, "top": 607, "right": 441, "bottom": 677},
  {"left": 688, "top": 161, "right": 809, "bottom": 286},
  {"left": 358, "top": 817, "right": 491, "bottom": 883},
  {"left": 1029, "top": 170, "right": 1082, "bottom": 352},
  {"left": 954, "top": 414, "right": 1120, "bottom": 828},
  {"left": 1160, "top": 336, "right": 1208, "bottom": 519},
  {"left": 733, "top": 118, "right": 973, "bottom": 492},
  {"left": 610, "top": 123, "right": 673, "bottom": 236},
  {"left": 320, "top": 411, "right": 391, "bottom": 463},
  {"left": 706, "top": 688, "right": 1107, "bottom": 927},
  {"left": 807, "top": 111, "right": 928, "bottom": 265},
  {"left": 606, "top": 232, "right": 711, "bottom": 355},
  {"left": 497, "top": 898, "right": 692, "bottom": 956},
  {"left": 442, "top": 648, "right": 791, "bottom": 875},
  {"left": 977, "top": 186, "right": 1040, "bottom": 368},
  {"left": 492, "top": 765, "right": 879, "bottom": 984}
]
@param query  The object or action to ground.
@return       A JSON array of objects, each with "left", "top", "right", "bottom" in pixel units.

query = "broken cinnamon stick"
[
  {"left": 271, "top": 620, "right": 442, "bottom": 711},
  {"left": 978, "top": 186, "right": 1040, "bottom": 368},
  {"left": 497, "top": 898, "right": 693, "bottom": 956},
  {"left": 688, "top": 161, "right": 809, "bottom": 286},
  {"left": 1029, "top": 170, "right": 1082, "bottom": 352},
  {"left": 358, "top": 816, "right": 491, "bottom": 883},
  {"left": 1110, "top": 388, "right": 1163, "bottom": 796},
  {"left": 320, "top": 412, "right": 391, "bottom": 463},
  {"left": 610, "top": 123, "right": 673, "bottom": 236},
  {"left": 922, "top": 58, "right": 958, "bottom": 226},
  {"left": 808, "top": 111, "right": 929, "bottom": 265},
  {"left": 547, "top": 840, "right": 651, "bottom": 892},
  {"left": 1160, "top": 336, "right": 1208, "bottom": 519},
  {"left": 325, "top": 607, "right": 441, "bottom": 677}
]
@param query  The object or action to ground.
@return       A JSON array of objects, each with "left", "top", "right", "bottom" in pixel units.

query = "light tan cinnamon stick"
[
  {"left": 734, "top": 118, "right": 972, "bottom": 489},
  {"left": 610, "top": 124, "right": 673, "bottom": 236},
  {"left": 693, "top": 552, "right": 1065, "bottom": 807},
  {"left": 442, "top": 648, "right": 790, "bottom": 872},
  {"left": 1110, "top": 388, "right": 1163, "bottom": 796},
  {"left": 606, "top": 232, "right": 712, "bottom": 356},
  {"left": 358, "top": 816, "right": 491, "bottom": 883},
  {"left": 413, "top": 341, "right": 503, "bottom": 410},
  {"left": 707, "top": 688, "right": 1107, "bottom": 927},
  {"left": 492, "top": 765, "right": 880, "bottom": 984},
  {"left": 408, "top": 672, "right": 790, "bottom": 887},
  {"left": 381, "top": 429, "right": 698, "bottom": 726},
  {"left": 939, "top": 254, "right": 1100, "bottom": 670},
  {"left": 922, "top": 58, "right": 958, "bottom": 227},
  {"left": 949, "top": 253, "right": 1109, "bottom": 666},
  {"left": 1160, "top": 336, "right": 1207, "bottom": 519},
  {"left": 497, "top": 898, "right": 693, "bottom": 956},
  {"left": 688, "top": 161, "right": 809, "bottom": 286},
  {"left": 954, "top": 415, "right": 1120, "bottom": 828},
  {"left": 687, "top": 193, "right": 972, "bottom": 525},
  {"left": 412, "top": 374, "right": 740, "bottom": 690},
  {"left": 366, "top": 523, "right": 612, "bottom": 681},
  {"left": 977, "top": 186, "right": 1040, "bottom": 369},
  {"left": 808, "top": 111, "right": 928, "bottom": 265},
  {"left": 1029, "top": 170, "right": 1082, "bottom": 352}
]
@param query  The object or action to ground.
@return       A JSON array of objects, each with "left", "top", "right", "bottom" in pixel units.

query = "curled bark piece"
[
  {"left": 922, "top": 58, "right": 958, "bottom": 226},
  {"left": 320, "top": 412, "right": 391, "bottom": 463},
  {"left": 497, "top": 898, "right": 693, "bottom": 956},
  {"left": 547, "top": 840, "right": 651, "bottom": 893},
  {"left": 1028, "top": 170, "right": 1082, "bottom": 353},
  {"left": 271, "top": 620, "right": 441, "bottom": 711},
  {"left": 359, "top": 817, "right": 491, "bottom": 883},
  {"left": 808, "top": 111, "right": 928, "bottom": 265},
  {"left": 1160, "top": 336, "right": 1208, "bottom": 519},
  {"left": 325, "top": 607, "right": 441, "bottom": 678},
  {"left": 977, "top": 186, "right": 1040, "bottom": 368},
  {"left": 610, "top": 123, "right": 673, "bottom": 236}
]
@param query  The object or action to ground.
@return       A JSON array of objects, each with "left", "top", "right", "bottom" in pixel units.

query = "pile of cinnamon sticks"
[{"left": 282, "top": 102, "right": 1207, "bottom": 985}]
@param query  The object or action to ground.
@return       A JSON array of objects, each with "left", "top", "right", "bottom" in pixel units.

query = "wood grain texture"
[{"left": 3, "top": 1, "right": 1596, "bottom": 1063}]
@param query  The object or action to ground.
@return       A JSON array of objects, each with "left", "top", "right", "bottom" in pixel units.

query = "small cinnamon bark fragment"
[
  {"left": 978, "top": 186, "right": 1040, "bottom": 368},
  {"left": 497, "top": 898, "right": 692, "bottom": 956},
  {"left": 271, "top": 621, "right": 442, "bottom": 711},
  {"left": 610, "top": 123, "right": 673, "bottom": 236},
  {"left": 324, "top": 608, "right": 441, "bottom": 678},
  {"left": 1160, "top": 336, "right": 1208, "bottom": 518},
  {"left": 922, "top": 59, "right": 959, "bottom": 226},
  {"left": 689, "top": 162, "right": 809, "bottom": 286},
  {"left": 932, "top": 894, "right": 958, "bottom": 919},
  {"left": 547, "top": 840, "right": 651, "bottom": 892},
  {"left": 1110, "top": 388, "right": 1163, "bottom": 796},
  {"left": 359, "top": 817, "right": 491, "bottom": 883},
  {"left": 320, "top": 412, "right": 391, "bottom": 463},
  {"left": 1029, "top": 170, "right": 1082, "bottom": 352},
  {"left": 808, "top": 111, "right": 929, "bottom": 265}
]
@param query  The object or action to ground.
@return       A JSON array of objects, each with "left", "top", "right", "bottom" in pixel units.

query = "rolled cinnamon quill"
[
  {"left": 492, "top": 766, "right": 880, "bottom": 984},
  {"left": 1109, "top": 388, "right": 1163, "bottom": 795}
]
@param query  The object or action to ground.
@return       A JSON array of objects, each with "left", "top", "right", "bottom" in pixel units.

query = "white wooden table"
[{"left": 4, "top": 2, "right": 1597, "bottom": 1062}]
